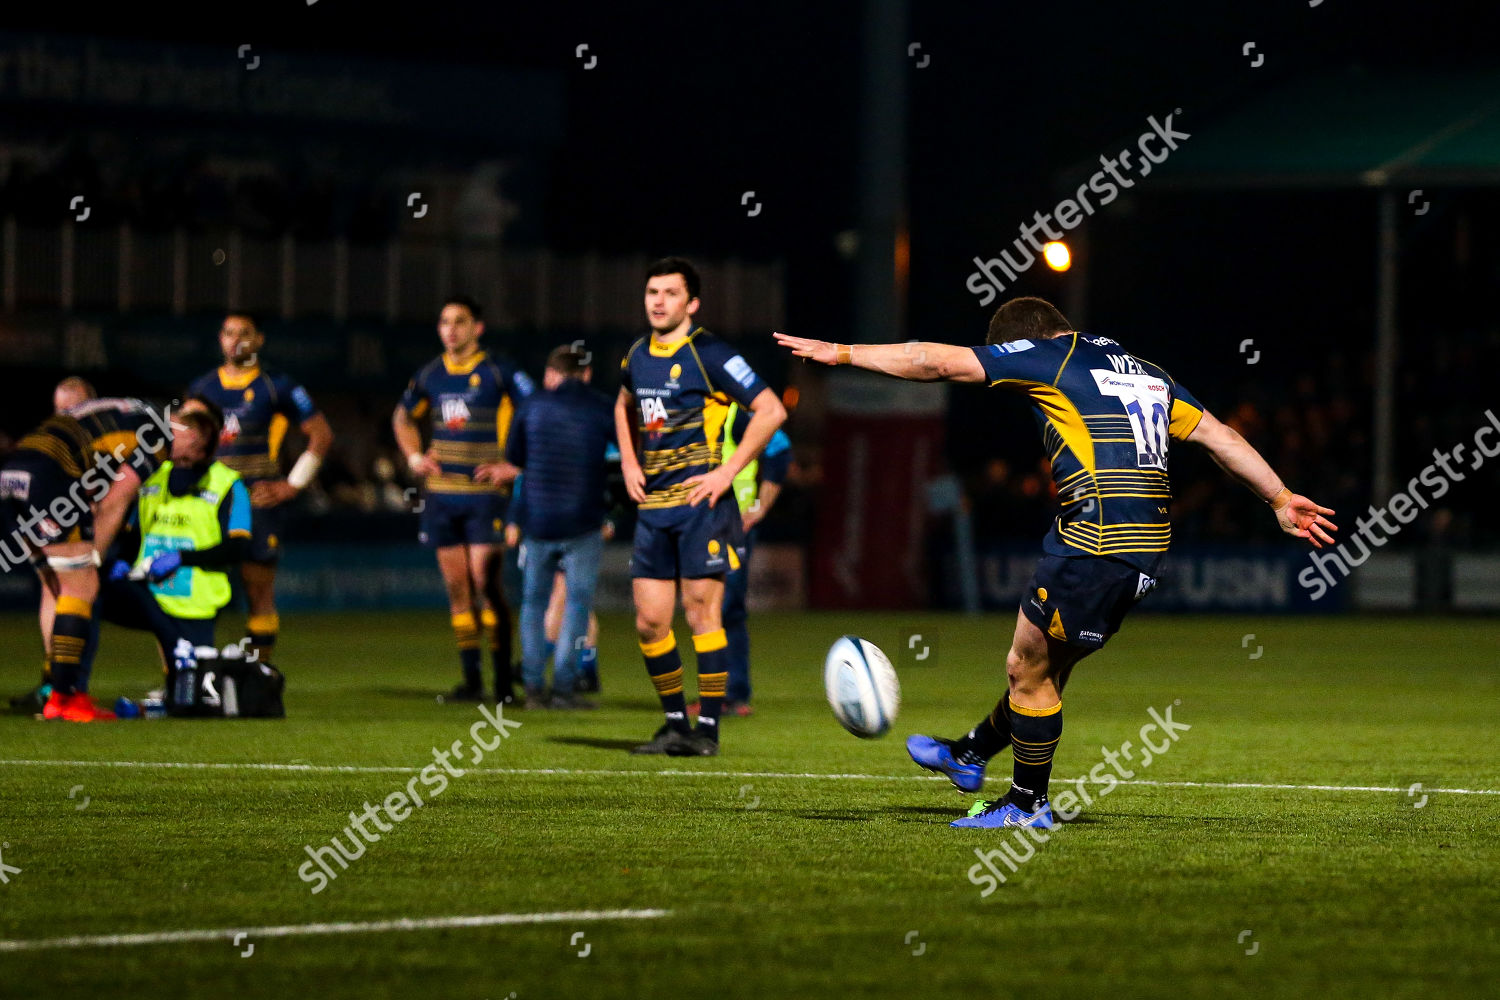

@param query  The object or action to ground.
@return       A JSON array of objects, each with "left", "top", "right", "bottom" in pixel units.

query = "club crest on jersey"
[
  {"left": 469, "top": 373, "right": 481, "bottom": 388},
  {"left": 666, "top": 363, "right": 682, "bottom": 390},
  {"left": 441, "top": 398, "right": 471, "bottom": 430},
  {"left": 243, "top": 389, "right": 254, "bottom": 402}
]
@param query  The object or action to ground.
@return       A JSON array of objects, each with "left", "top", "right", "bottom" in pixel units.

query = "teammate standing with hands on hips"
[
  {"left": 189, "top": 313, "right": 334, "bottom": 666},
  {"left": 395, "top": 296, "right": 535, "bottom": 704},
  {"left": 619, "top": 258, "right": 786, "bottom": 756}
]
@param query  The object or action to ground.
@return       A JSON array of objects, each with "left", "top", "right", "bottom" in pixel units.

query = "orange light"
[{"left": 1042, "top": 241, "right": 1071, "bottom": 272}]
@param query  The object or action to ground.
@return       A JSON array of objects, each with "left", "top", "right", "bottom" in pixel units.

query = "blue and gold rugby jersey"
[
  {"left": 399, "top": 351, "right": 536, "bottom": 497},
  {"left": 621, "top": 327, "right": 768, "bottom": 518},
  {"left": 16, "top": 397, "right": 169, "bottom": 480},
  {"left": 971, "top": 333, "right": 1205, "bottom": 572},
  {"left": 187, "top": 366, "right": 319, "bottom": 484}
]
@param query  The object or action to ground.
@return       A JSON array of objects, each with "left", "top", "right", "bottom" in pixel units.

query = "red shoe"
[
  {"left": 41, "top": 689, "right": 66, "bottom": 720},
  {"left": 60, "top": 692, "right": 115, "bottom": 722}
]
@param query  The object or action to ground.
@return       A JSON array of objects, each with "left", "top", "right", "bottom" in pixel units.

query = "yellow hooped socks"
[
  {"left": 246, "top": 612, "right": 280, "bottom": 664},
  {"left": 692, "top": 629, "right": 729, "bottom": 741},
  {"left": 50, "top": 595, "right": 94, "bottom": 695},
  {"left": 1007, "top": 696, "right": 1062, "bottom": 812},
  {"left": 641, "top": 633, "right": 689, "bottom": 735},
  {"left": 452, "top": 611, "right": 482, "bottom": 691}
]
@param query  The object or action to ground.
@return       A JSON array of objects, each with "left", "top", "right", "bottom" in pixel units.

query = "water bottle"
[
  {"left": 172, "top": 643, "right": 197, "bottom": 709},
  {"left": 141, "top": 697, "right": 167, "bottom": 719}
]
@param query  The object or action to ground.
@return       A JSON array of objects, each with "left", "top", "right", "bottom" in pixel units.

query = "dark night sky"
[
  {"left": 7, "top": 1, "right": 1497, "bottom": 442},
  {"left": 20, "top": 2, "right": 1494, "bottom": 283}
]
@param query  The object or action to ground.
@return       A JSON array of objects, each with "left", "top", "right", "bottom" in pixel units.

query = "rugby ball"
[{"left": 824, "top": 635, "right": 900, "bottom": 738}]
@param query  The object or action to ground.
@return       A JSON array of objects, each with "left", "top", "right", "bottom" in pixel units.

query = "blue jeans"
[
  {"left": 519, "top": 529, "right": 603, "bottom": 693},
  {"left": 721, "top": 528, "right": 756, "bottom": 703}
]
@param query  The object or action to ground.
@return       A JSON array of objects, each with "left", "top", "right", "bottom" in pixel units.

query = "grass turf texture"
[{"left": 0, "top": 609, "right": 1496, "bottom": 999}]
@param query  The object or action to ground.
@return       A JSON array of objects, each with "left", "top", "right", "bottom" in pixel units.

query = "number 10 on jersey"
[{"left": 1092, "top": 370, "right": 1171, "bottom": 470}]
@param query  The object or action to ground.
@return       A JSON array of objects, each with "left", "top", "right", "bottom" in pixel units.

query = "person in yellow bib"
[
  {"left": 688, "top": 403, "right": 792, "bottom": 718},
  {"left": 99, "top": 401, "right": 252, "bottom": 662}
]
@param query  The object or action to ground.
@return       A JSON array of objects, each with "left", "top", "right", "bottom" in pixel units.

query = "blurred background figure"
[{"left": 491, "top": 343, "right": 615, "bottom": 709}]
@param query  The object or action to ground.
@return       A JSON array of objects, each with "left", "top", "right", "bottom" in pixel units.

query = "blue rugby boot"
[
  {"left": 906, "top": 734, "right": 986, "bottom": 793},
  {"left": 950, "top": 796, "right": 1056, "bottom": 829}
]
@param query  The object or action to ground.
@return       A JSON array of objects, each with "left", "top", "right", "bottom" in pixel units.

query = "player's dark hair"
[
  {"left": 177, "top": 409, "right": 222, "bottom": 462},
  {"left": 546, "top": 344, "right": 591, "bottom": 378},
  {"left": 224, "top": 310, "right": 262, "bottom": 332},
  {"left": 443, "top": 295, "right": 484, "bottom": 322},
  {"left": 645, "top": 257, "right": 701, "bottom": 300},
  {"left": 986, "top": 297, "right": 1073, "bottom": 345}
]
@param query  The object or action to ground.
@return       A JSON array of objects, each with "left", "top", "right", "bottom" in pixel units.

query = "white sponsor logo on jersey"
[{"left": 724, "top": 354, "right": 757, "bottom": 389}]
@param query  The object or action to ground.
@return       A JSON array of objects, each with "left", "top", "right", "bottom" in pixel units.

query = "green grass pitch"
[{"left": 0, "top": 609, "right": 1496, "bottom": 999}]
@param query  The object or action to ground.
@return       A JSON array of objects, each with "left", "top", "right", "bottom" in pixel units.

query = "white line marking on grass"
[
  {"left": 0, "top": 759, "right": 1496, "bottom": 796},
  {"left": 0, "top": 908, "right": 669, "bottom": 953}
]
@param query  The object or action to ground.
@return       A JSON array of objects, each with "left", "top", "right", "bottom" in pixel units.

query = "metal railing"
[{"left": 1, "top": 218, "right": 786, "bottom": 334}]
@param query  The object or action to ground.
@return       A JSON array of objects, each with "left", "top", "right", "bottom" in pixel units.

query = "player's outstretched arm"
[
  {"left": 1186, "top": 409, "right": 1338, "bottom": 548},
  {"left": 614, "top": 387, "right": 646, "bottom": 503},
  {"left": 773, "top": 333, "right": 985, "bottom": 383}
]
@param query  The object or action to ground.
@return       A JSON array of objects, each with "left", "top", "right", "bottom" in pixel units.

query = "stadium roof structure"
[
  {"left": 1144, "top": 69, "right": 1500, "bottom": 189},
  {"left": 1076, "top": 69, "right": 1500, "bottom": 500}
]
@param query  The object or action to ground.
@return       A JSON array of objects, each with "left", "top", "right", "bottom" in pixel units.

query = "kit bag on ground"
[{"left": 166, "top": 642, "right": 286, "bottom": 718}]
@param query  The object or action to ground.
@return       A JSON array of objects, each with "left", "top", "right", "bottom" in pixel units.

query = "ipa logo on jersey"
[
  {"left": 220, "top": 412, "right": 241, "bottom": 445},
  {"left": 641, "top": 396, "right": 669, "bottom": 431},
  {"left": 440, "top": 398, "right": 471, "bottom": 430}
]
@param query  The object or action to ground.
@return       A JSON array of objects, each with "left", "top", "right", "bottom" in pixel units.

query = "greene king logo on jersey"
[{"left": 440, "top": 398, "right": 471, "bottom": 430}]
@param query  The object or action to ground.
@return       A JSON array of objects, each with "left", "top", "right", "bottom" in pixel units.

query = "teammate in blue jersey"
[
  {"left": 394, "top": 296, "right": 536, "bottom": 704},
  {"left": 618, "top": 258, "right": 787, "bottom": 756},
  {"left": 188, "top": 313, "right": 335, "bottom": 664},
  {"left": 776, "top": 297, "right": 1337, "bottom": 827}
]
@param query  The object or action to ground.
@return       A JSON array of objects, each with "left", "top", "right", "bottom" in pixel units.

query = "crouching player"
[{"left": 0, "top": 397, "right": 170, "bottom": 721}]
